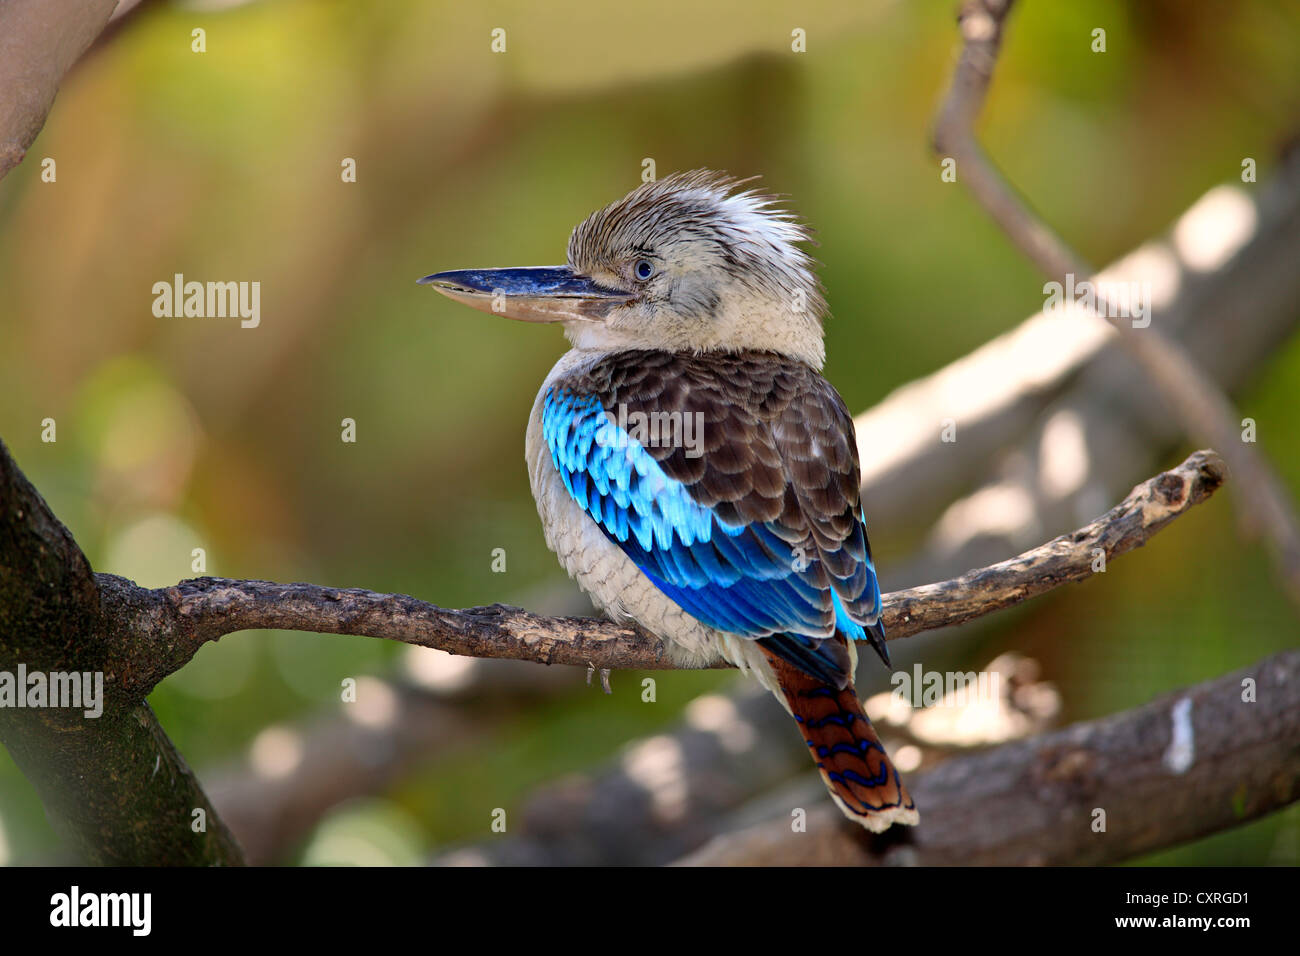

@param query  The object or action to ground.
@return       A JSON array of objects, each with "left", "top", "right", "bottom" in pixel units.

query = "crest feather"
[{"left": 566, "top": 170, "right": 827, "bottom": 322}]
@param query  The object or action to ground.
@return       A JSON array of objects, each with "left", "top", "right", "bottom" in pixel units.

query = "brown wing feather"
[{"left": 569, "top": 349, "right": 876, "bottom": 626}]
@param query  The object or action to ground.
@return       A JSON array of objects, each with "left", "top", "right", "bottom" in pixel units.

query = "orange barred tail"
[{"left": 763, "top": 648, "right": 919, "bottom": 833}]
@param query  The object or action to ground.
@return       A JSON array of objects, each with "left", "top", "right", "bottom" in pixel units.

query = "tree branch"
[
  {"left": 88, "top": 449, "right": 1227, "bottom": 698},
  {"left": 932, "top": 0, "right": 1300, "bottom": 606},
  {"left": 677, "top": 648, "right": 1300, "bottom": 866},
  {"left": 0, "top": 0, "right": 118, "bottom": 181},
  {"left": 0, "top": 440, "right": 243, "bottom": 865}
]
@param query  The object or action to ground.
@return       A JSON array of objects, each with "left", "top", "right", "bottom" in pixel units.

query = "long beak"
[{"left": 417, "top": 266, "right": 633, "bottom": 323}]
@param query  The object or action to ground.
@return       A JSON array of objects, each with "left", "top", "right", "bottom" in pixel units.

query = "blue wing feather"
[{"left": 543, "top": 388, "right": 884, "bottom": 669}]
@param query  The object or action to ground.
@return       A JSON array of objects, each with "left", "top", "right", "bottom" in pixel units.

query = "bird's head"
[{"left": 420, "top": 170, "right": 828, "bottom": 368}]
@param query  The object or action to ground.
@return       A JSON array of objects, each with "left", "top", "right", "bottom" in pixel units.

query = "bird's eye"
[{"left": 633, "top": 259, "right": 656, "bottom": 281}]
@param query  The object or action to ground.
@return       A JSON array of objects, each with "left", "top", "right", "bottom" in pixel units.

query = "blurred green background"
[{"left": 1, "top": 0, "right": 1298, "bottom": 865}]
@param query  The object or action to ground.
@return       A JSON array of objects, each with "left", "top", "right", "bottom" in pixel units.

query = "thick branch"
[
  {"left": 932, "top": 0, "right": 1300, "bottom": 605},
  {"left": 100, "top": 450, "right": 1225, "bottom": 698},
  {"left": 0, "top": 439, "right": 243, "bottom": 865},
  {"left": 0, "top": 0, "right": 118, "bottom": 180},
  {"left": 678, "top": 649, "right": 1300, "bottom": 865}
]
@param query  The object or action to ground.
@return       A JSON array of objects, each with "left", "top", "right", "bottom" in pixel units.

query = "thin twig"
[{"left": 932, "top": 0, "right": 1300, "bottom": 606}]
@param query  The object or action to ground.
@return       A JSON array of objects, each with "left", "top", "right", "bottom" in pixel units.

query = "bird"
[{"left": 420, "top": 170, "right": 918, "bottom": 833}]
